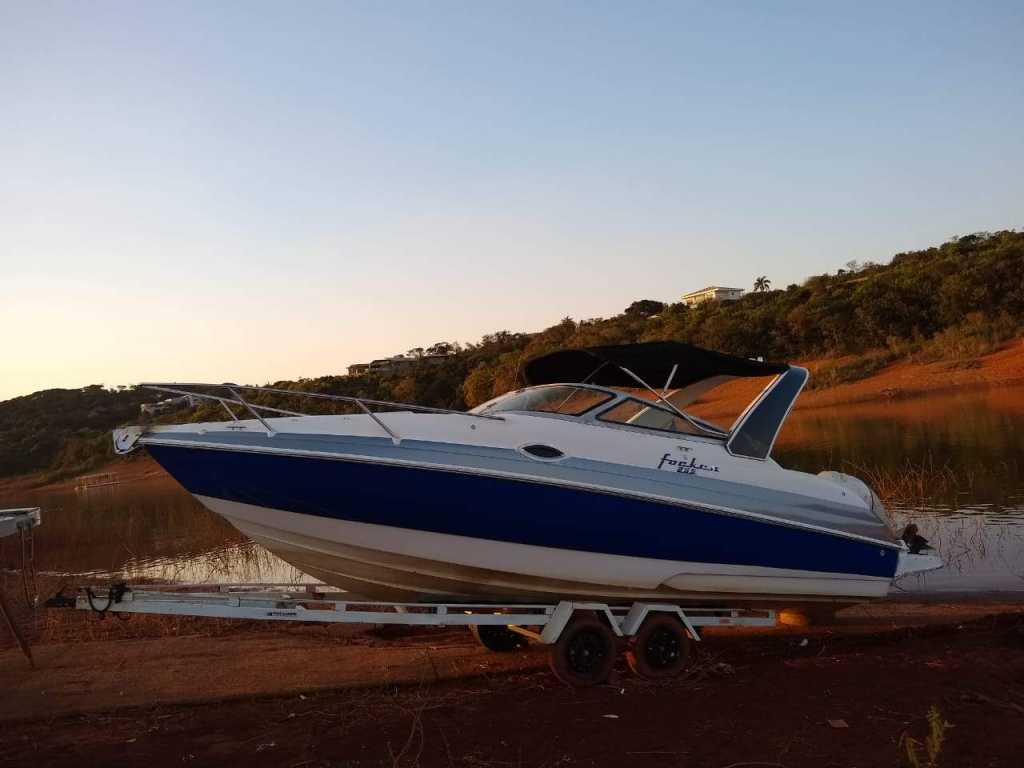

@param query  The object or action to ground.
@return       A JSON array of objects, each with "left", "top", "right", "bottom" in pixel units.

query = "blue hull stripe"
[
  {"left": 144, "top": 430, "right": 891, "bottom": 538},
  {"left": 148, "top": 444, "right": 899, "bottom": 579}
]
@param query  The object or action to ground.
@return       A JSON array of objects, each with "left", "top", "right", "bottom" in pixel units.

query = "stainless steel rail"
[{"left": 139, "top": 382, "right": 502, "bottom": 444}]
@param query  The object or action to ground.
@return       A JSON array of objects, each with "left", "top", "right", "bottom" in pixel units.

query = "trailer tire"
[
  {"left": 549, "top": 613, "right": 616, "bottom": 686},
  {"left": 469, "top": 624, "right": 528, "bottom": 652},
  {"left": 626, "top": 614, "right": 692, "bottom": 678}
]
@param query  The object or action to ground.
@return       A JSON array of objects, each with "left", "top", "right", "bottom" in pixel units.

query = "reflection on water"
[
  {"left": 775, "top": 386, "right": 1024, "bottom": 595},
  {"left": 1, "top": 385, "right": 1022, "bottom": 596},
  {"left": 777, "top": 387, "right": 1024, "bottom": 508},
  {"left": 889, "top": 509, "right": 1024, "bottom": 594},
  {"left": 0, "top": 477, "right": 307, "bottom": 585}
]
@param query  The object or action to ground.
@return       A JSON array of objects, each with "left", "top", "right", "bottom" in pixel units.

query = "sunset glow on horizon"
[{"left": 3, "top": 2, "right": 1022, "bottom": 401}]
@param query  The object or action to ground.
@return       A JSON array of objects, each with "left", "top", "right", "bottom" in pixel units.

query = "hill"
[{"left": 1, "top": 230, "right": 1021, "bottom": 481}]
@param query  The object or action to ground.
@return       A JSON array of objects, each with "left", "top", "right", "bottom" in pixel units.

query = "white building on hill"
[{"left": 681, "top": 286, "right": 745, "bottom": 307}]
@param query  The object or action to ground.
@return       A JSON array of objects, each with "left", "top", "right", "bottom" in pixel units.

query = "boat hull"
[{"left": 146, "top": 443, "right": 899, "bottom": 605}]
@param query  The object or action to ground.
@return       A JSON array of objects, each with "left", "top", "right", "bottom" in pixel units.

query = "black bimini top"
[
  {"left": 523, "top": 341, "right": 789, "bottom": 388},
  {"left": 524, "top": 342, "right": 804, "bottom": 461}
]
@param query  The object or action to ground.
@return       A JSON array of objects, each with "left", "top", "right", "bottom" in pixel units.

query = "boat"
[{"left": 112, "top": 342, "right": 941, "bottom": 606}]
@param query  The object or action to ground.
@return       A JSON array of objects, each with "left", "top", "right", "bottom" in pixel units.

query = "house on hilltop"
[
  {"left": 681, "top": 286, "right": 745, "bottom": 307},
  {"left": 347, "top": 350, "right": 455, "bottom": 377}
]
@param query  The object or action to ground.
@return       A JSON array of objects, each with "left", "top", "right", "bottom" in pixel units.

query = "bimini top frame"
[
  {"left": 523, "top": 341, "right": 789, "bottom": 389},
  {"left": 523, "top": 342, "right": 808, "bottom": 461}
]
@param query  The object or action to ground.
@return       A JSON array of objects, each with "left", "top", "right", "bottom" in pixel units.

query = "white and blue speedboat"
[{"left": 113, "top": 342, "right": 940, "bottom": 605}]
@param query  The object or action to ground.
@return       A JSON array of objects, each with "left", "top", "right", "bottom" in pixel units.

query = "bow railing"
[{"left": 138, "top": 382, "right": 502, "bottom": 445}]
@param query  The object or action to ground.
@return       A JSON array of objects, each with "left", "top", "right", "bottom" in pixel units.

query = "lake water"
[{"left": 2, "top": 386, "right": 1023, "bottom": 597}]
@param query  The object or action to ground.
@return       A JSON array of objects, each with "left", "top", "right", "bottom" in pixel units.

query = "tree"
[
  {"left": 624, "top": 299, "right": 666, "bottom": 317},
  {"left": 426, "top": 342, "right": 454, "bottom": 356},
  {"left": 753, "top": 276, "right": 771, "bottom": 293},
  {"left": 462, "top": 363, "right": 497, "bottom": 407}
]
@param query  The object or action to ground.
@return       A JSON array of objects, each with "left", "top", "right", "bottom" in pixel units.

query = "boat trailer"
[
  {"left": 47, "top": 581, "right": 776, "bottom": 685},
  {"left": 0, "top": 507, "right": 40, "bottom": 667}
]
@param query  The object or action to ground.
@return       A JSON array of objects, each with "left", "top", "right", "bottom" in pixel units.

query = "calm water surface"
[
  {"left": 2, "top": 386, "right": 1022, "bottom": 596},
  {"left": 776, "top": 386, "right": 1024, "bottom": 595}
]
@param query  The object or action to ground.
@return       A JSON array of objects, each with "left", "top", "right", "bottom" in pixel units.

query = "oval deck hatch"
[{"left": 521, "top": 444, "right": 564, "bottom": 460}]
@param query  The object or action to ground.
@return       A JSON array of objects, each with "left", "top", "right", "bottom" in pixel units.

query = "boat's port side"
[{"left": 46, "top": 583, "right": 776, "bottom": 687}]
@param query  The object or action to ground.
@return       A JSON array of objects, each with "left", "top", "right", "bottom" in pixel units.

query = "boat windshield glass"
[
  {"left": 473, "top": 386, "right": 613, "bottom": 417},
  {"left": 597, "top": 397, "right": 723, "bottom": 438}
]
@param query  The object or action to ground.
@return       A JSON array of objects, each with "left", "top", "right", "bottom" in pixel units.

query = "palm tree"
[{"left": 753, "top": 276, "right": 771, "bottom": 293}]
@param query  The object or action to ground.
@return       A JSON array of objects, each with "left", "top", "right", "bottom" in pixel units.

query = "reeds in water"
[{"left": 844, "top": 457, "right": 963, "bottom": 506}]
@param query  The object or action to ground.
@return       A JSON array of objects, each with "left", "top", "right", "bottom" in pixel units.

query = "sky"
[{"left": 2, "top": 1, "right": 1022, "bottom": 401}]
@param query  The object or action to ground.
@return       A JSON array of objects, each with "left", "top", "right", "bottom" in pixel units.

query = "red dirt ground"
[
  {"left": 691, "top": 338, "right": 1024, "bottom": 423},
  {"left": 3, "top": 612, "right": 1023, "bottom": 768}
]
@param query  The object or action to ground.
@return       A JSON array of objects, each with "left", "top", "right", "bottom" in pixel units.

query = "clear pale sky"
[{"left": 2, "top": 2, "right": 1022, "bottom": 401}]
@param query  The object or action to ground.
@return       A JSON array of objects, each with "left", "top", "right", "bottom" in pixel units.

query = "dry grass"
[
  {"left": 900, "top": 706, "right": 952, "bottom": 768},
  {"left": 844, "top": 457, "right": 963, "bottom": 506},
  {"left": 806, "top": 350, "right": 900, "bottom": 391},
  {"left": 914, "top": 312, "right": 1020, "bottom": 366}
]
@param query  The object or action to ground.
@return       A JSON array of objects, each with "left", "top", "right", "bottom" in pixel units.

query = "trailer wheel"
[
  {"left": 549, "top": 614, "right": 616, "bottom": 686},
  {"left": 626, "top": 614, "right": 691, "bottom": 678},
  {"left": 469, "top": 624, "right": 528, "bottom": 652}
]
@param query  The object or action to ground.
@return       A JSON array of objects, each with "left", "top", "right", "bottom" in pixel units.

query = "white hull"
[{"left": 200, "top": 496, "right": 893, "bottom": 605}]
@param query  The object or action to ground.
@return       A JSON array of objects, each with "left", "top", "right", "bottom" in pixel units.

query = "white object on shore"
[{"left": 0, "top": 507, "right": 40, "bottom": 539}]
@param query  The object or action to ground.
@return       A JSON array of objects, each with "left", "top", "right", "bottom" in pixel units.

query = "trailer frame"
[{"left": 49, "top": 582, "right": 776, "bottom": 665}]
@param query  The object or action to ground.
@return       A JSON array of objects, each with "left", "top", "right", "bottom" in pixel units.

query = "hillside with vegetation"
[
  {"left": 1, "top": 230, "right": 1021, "bottom": 481},
  {"left": 0, "top": 386, "right": 153, "bottom": 480}
]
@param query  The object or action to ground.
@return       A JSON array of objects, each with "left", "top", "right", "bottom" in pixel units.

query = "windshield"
[
  {"left": 472, "top": 385, "right": 613, "bottom": 417},
  {"left": 597, "top": 397, "right": 726, "bottom": 438}
]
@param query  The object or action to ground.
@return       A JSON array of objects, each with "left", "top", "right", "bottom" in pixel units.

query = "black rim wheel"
[
  {"left": 627, "top": 615, "right": 691, "bottom": 679},
  {"left": 470, "top": 624, "right": 528, "bottom": 652},
  {"left": 643, "top": 626, "right": 682, "bottom": 669},
  {"left": 549, "top": 615, "right": 616, "bottom": 686},
  {"left": 567, "top": 628, "right": 610, "bottom": 676}
]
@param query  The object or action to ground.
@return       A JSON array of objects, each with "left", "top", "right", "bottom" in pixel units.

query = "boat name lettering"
[{"left": 657, "top": 452, "right": 719, "bottom": 475}]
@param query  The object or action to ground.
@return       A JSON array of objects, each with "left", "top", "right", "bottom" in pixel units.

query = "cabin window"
[
  {"left": 475, "top": 386, "right": 613, "bottom": 417},
  {"left": 727, "top": 367, "right": 808, "bottom": 460},
  {"left": 596, "top": 398, "right": 710, "bottom": 437}
]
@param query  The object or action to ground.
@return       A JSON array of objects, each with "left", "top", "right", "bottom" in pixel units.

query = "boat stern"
[{"left": 894, "top": 549, "right": 944, "bottom": 579}]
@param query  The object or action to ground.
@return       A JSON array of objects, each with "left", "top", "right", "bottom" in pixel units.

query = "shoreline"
[{"left": 0, "top": 453, "right": 167, "bottom": 496}]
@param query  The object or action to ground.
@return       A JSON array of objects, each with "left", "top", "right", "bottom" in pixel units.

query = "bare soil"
[
  {"left": 692, "top": 338, "right": 1024, "bottom": 423},
  {"left": 2, "top": 604, "right": 1023, "bottom": 767},
  {"left": 0, "top": 452, "right": 163, "bottom": 496}
]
